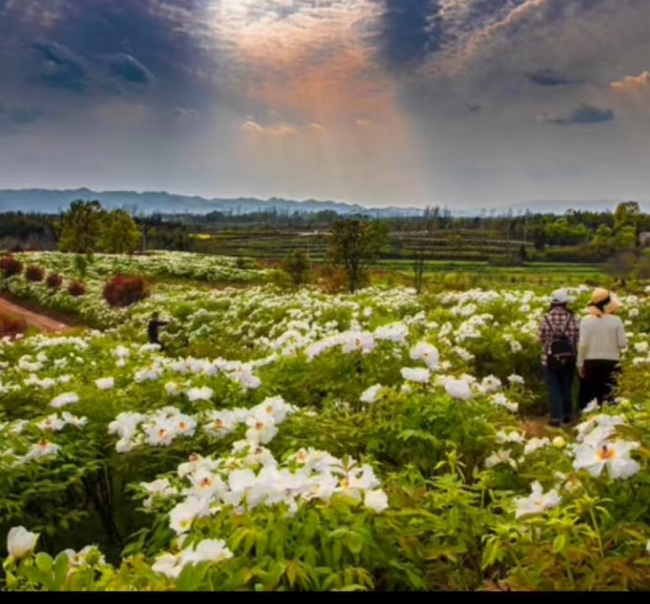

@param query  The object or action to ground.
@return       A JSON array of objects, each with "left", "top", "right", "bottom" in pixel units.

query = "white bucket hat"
[{"left": 550, "top": 289, "right": 570, "bottom": 305}]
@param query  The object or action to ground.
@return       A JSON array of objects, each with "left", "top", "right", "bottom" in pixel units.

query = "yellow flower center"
[
  {"left": 255, "top": 422, "right": 264, "bottom": 432},
  {"left": 597, "top": 445, "right": 616, "bottom": 461}
]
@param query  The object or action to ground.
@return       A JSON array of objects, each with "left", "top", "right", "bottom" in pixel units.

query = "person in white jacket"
[{"left": 577, "top": 288, "right": 627, "bottom": 409}]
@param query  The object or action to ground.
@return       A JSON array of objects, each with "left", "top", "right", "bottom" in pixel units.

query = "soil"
[{"left": 0, "top": 294, "right": 72, "bottom": 334}]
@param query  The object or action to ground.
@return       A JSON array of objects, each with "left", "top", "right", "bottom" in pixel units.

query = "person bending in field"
[
  {"left": 539, "top": 289, "right": 580, "bottom": 428},
  {"left": 577, "top": 288, "right": 627, "bottom": 410},
  {"left": 148, "top": 312, "right": 169, "bottom": 349}
]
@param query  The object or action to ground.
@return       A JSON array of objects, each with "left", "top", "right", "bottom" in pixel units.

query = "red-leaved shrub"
[
  {"left": 25, "top": 265, "right": 45, "bottom": 282},
  {"left": 46, "top": 273, "right": 63, "bottom": 289},
  {"left": 68, "top": 280, "right": 86, "bottom": 297},
  {"left": 103, "top": 275, "right": 150, "bottom": 308},
  {"left": 0, "top": 311, "right": 27, "bottom": 339},
  {"left": 0, "top": 255, "right": 23, "bottom": 278}
]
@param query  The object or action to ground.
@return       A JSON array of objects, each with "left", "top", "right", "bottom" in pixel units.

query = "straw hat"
[{"left": 589, "top": 288, "right": 621, "bottom": 315}]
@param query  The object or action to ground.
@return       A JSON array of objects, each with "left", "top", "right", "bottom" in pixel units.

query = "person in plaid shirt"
[{"left": 538, "top": 289, "right": 580, "bottom": 427}]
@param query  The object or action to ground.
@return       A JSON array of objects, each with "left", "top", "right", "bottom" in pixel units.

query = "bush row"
[{"left": 1, "top": 256, "right": 150, "bottom": 308}]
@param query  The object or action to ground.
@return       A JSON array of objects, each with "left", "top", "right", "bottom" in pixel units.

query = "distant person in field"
[
  {"left": 539, "top": 289, "right": 580, "bottom": 428},
  {"left": 148, "top": 312, "right": 169, "bottom": 349},
  {"left": 578, "top": 288, "right": 627, "bottom": 410}
]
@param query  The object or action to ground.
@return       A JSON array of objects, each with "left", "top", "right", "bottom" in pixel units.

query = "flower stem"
[{"left": 589, "top": 508, "right": 604, "bottom": 558}]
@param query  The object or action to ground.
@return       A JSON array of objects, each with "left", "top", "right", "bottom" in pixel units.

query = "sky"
[{"left": 1, "top": 0, "right": 650, "bottom": 209}]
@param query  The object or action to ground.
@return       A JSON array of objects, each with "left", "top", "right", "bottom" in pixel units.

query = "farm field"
[
  {"left": 1, "top": 251, "right": 650, "bottom": 591},
  {"left": 190, "top": 228, "right": 540, "bottom": 264}
]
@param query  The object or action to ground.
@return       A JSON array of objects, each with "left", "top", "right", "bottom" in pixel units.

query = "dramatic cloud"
[
  {"left": 527, "top": 68, "right": 577, "bottom": 86},
  {"left": 377, "top": 0, "right": 444, "bottom": 68},
  {"left": 1, "top": 0, "right": 650, "bottom": 207},
  {"left": 104, "top": 54, "right": 155, "bottom": 86},
  {"left": 539, "top": 104, "right": 615, "bottom": 126},
  {"left": 611, "top": 71, "right": 650, "bottom": 95},
  {"left": 31, "top": 41, "right": 89, "bottom": 93}
]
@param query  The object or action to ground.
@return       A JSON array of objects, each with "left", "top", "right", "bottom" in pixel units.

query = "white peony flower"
[
  {"left": 445, "top": 379, "right": 472, "bottom": 401},
  {"left": 50, "top": 392, "right": 79, "bottom": 409},
  {"left": 364, "top": 489, "right": 389, "bottom": 513},
  {"left": 169, "top": 497, "right": 210, "bottom": 535},
  {"left": 95, "top": 377, "right": 115, "bottom": 390},
  {"left": 409, "top": 342, "right": 440, "bottom": 370},
  {"left": 400, "top": 367, "right": 431, "bottom": 384},
  {"left": 573, "top": 441, "right": 641, "bottom": 479},
  {"left": 7, "top": 526, "right": 39, "bottom": 559},
  {"left": 360, "top": 384, "right": 384, "bottom": 404},
  {"left": 186, "top": 386, "right": 214, "bottom": 402},
  {"left": 514, "top": 482, "right": 561, "bottom": 519},
  {"left": 524, "top": 437, "right": 551, "bottom": 456}
]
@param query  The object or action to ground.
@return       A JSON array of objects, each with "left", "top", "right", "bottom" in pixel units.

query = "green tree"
[
  {"left": 57, "top": 200, "right": 106, "bottom": 254},
  {"left": 327, "top": 219, "right": 387, "bottom": 293},
  {"left": 613, "top": 225, "right": 637, "bottom": 252},
  {"left": 614, "top": 201, "right": 640, "bottom": 231},
  {"left": 412, "top": 248, "right": 427, "bottom": 294},
  {"left": 98, "top": 209, "right": 142, "bottom": 254},
  {"left": 282, "top": 250, "right": 311, "bottom": 287}
]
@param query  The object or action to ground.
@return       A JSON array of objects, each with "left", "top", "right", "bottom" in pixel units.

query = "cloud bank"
[{"left": 0, "top": 0, "right": 649, "bottom": 207}]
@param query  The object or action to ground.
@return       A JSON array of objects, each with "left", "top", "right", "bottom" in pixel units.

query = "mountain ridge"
[
  {"left": 0, "top": 188, "right": 646, "bottom": 217},
  {"left": 0, "top": 188, "right": 424, "bottom": 217}
]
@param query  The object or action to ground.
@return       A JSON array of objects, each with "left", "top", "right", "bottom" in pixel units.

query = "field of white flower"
[{"left": 1, "top": 252, "right": 650, "bottom": 591}]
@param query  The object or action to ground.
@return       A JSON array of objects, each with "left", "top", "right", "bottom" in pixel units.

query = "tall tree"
[
  {"left": 614, "top": 201, "right": 641, "bottom": 231},
  {"left": 57, "top": 200, "right": 106, "bottom": 254},
  {"left": 98, "top": 209, "right": 142, "bottom": 254},
  {"left": 327, "top": 219, "right": 387, "bottom": 292}
]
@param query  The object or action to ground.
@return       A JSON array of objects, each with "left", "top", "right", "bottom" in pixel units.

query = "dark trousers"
[
  {"left": 545, "top": 363, "right": 575, "bottom": 422},
  {"left": 579, "top": 360, "right": 621, "bottom": 409},
  {"left": 149, "top": 338, "right": 165, "bottom": 351}
]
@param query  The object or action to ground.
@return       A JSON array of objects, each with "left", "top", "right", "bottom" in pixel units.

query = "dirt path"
[{"left": 0, "top": 296, "right": 70, "bottom": 334}]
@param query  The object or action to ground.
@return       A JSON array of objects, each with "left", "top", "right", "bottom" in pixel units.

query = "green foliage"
[
  {"left": 328, "top": 219, "right": 388, "bottom": 293},
  {"left": 2, "top": 253, "right": 650, "bottom": 592},
  {"left": 58, "top": 201, "right": 106, "bottom": 255},
  {"left": 98, "top": 210, "right": 142, "bottom": 255},
  {"left": 282, "top": 251, "right": 311, "bottom": 287}
]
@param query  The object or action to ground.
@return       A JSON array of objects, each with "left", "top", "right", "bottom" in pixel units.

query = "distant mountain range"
[
  {"left": 0, "top": 188, "right": 425, "bottom": 217},
  {"left": 488, "top": 199, "right": 650, "bottom": 215},
  {"left": 0, "top": 188, "right": 646, "bottom": 217}
]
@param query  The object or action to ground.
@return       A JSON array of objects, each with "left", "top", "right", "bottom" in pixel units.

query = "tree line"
[{"left": 1, "top": 199, "right": 648, "bottom": 268}]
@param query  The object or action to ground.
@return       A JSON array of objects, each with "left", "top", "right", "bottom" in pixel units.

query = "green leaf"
[
  {"left": 552, "top": 534, "right": 566, "bottom": 554},
  {"left": 332, "top": 540, "right": 342, "bottom": 567},
  {"left": 20, "top": 564, "right": 49, "bottom": 588},
  {"left": 5, "top": 570, "right": 18, "bottom": 589},
  {"left": 35, "top": 552, "right": 53, "bottom": 576},
  {"left": 286, "top": 563, "right": 297, "bottom": 588},
  {"left": 53, "top": 554, "right": 70, "bottom": 590},
  {"left": 345, "top": 532, "right": 363, "bottom": 556}
]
